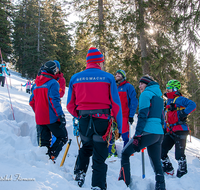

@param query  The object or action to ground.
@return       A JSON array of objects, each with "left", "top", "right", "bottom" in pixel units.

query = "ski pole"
[
  {"left": 60, "top": 139, "right": 72, "bottom": 167},
  {"left": 9, "top": 75, "right": 12, "bottom": 89},
  {"left": 4, "top": 71, "right": 15, "bottom": 120},
  {"left": 141, "top": 147, "right": 146, "bottom": 179}
]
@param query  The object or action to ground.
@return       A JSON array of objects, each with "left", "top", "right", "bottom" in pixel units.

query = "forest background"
[{"left": 0, "top": 0, "right": 200, "bottom": 138}]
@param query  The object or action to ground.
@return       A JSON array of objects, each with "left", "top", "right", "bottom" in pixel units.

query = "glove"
[
  {"left": 59, "top": 114, "right": 66, "bottom": 129},
  {"left": 132, "top": 135, "right": 142, "bottom": 152},
  {"left": 169, "top": 103, "right": 176, "bottom": 111},
  {"left": 9, "top": 73, "right": 10, "bottom": 76},
  {"left": 129, "top": 117, "right": 134, "bottom": 125},
  {"left": 179, "top": 110, "right": 188, "bottom": 121}
]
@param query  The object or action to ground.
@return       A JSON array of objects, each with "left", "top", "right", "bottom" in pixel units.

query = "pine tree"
[
  {"left": 184, "top": 53, "right": 200, "bottom": 138},
  {"left": 70, "top": 0, "right": 119, "bottom": 72},
  {"left": 12, "top": 0, "right": 73, "bottom": 80},
  {"left": 0, "top": 0, "right": 12, "bottom": 61}
]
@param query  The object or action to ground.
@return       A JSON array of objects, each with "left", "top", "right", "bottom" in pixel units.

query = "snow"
[{"left": 0, "top": 70, "right": 200, "bottom": 190}]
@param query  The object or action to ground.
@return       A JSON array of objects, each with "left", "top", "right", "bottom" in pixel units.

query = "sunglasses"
[{"left": 166, "top": 86, "right": 173, "bottom": 90}]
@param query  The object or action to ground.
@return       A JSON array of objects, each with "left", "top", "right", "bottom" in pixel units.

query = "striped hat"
[
  {"left": 86, "top": 47, "right": 104, "bottom": 64},
  {"left": 139, "top": 76, "right": 154, "bottom": 85},
  {"left": 116, "top": 70, "right": 126, "bottom": 79}
]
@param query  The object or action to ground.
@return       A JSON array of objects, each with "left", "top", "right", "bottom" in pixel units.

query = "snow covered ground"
[{"left": 0, "top": 70, "right": 200, "bottom": 190}]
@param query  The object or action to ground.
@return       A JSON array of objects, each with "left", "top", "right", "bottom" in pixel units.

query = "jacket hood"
[
  {"left": 35, "top": 71, "right": 56, "bottom": 86},
  {"left": 145, "top": 81, "right": 162, "bottom": 97}
]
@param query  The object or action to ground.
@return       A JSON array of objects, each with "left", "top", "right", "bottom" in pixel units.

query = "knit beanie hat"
[
  {"left": 54, "top": 60, "right": 60, "bottom": 71},
  {"left": 86, "top": 47, "right": 104, "bottom": 64},
  {"left": 44, "top": 61, "right": 57, "bottom": 75},
  {"left": 139, "top": 76, "right": 154, "bottom": 85},
  {"left": 116, "top": 69, "right": 126, "bottom": 79}
]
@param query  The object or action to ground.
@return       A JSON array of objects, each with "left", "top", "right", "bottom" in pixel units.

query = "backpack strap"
[{"left": 166, "top": 96, "right": 185, "bottom": 112}]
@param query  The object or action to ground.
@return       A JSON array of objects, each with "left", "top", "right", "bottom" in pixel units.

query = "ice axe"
[
  {"left": 141, "top": 147, "right": 146, "bottom": 179},
  {"left": 60, "top": 139, "right": 72, "bottom": 167}
]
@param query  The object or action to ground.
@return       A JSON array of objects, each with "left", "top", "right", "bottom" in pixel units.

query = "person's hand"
[
  {"left": 132, "top": 135, "right": 142, "bottom": 152},
  {"left": 179, "top": 110, "right": 188, "bottom": 121},
  {"left": 59, "top": 114, "right": 66, "bottom": 129},
  {"left": 129, "top": 117, "right": 134, "bottom": 125},
  {"left": 8, "top": 73, "right": 10, "bottom": 76}
]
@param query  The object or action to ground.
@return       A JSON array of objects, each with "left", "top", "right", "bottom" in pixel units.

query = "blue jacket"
[
  {"left": 29, "top": 71, "right": 63, "bottom": 125},
  {"left": 164, "top": 91, "right": 196, "bottom": 132},
  {"left": 67, "top": 63, "right": 122, "bottom": 133},
  {"left": 135, "top": 81, "right": 164, "bottom": 136},
  {"left": 0, "top": 64, "right": 9, "bottom": 76},
  {"left": 117, "top": 80, "right": 138, "bottom": 118}
]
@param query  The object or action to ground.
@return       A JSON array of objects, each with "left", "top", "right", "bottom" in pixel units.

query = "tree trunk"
[
  {"left": 138, "top": 0, "right": 149, "bottom": 75},
  {"left": 98, "top": 0, "right": 105, "bottom": 71},
  {"left": 37, "top": 0, "right": 40, "bottom": 53}
]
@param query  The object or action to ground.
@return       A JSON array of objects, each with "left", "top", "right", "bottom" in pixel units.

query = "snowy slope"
[{"left": 0, "top": 70, "right": 200, "bottom": 190}]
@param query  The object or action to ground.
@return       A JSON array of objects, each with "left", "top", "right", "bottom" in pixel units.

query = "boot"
[
  {"left": 118, "top": 163, "right": 131, "bottom": 187},
  {"left": 91, "top": 187, "right": 106, "bottom": 190},
  {"left": 155, "top": 174, "right": 165, "bottom": 190},
  {"left": 91, "top": 187, "right": 101, "bottom": 190},
  {"left": 161, "top": 156, "right": 174, "bottom": 176},
  {"left": 177, "top": 157, "right": 187, "bottom": 178},
  {"left": 75, "top": 170, "right": 86, "bottom": 187},
  {"left": 46, "top": 147, "right": 56, "bottom": 163}
]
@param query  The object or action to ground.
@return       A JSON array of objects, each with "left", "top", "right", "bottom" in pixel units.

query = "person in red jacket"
[
  {"left": 54, "top": 60, "right": 66, "bottom": 98},
  {"left": 36, "top": 60, "right": 66, "bottom": 147},
  {"left": 50, "top": 60, "right": 66, "bottom": 146},
  {"left": 115, "top": 70, "right": 138, "bottom": 146},
  {"left": 161, "top": 79, "right": 196, "bottom": 178},
  {"left": 67, "top": 47, "right": 122, "bottom": 190},
  {"left": 29, "top": 61, "right": 68, "bottom": 162}
]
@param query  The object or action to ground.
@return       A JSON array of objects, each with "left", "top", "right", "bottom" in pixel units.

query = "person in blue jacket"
[
  {"left": 161, "top": 79, "right": 196, "bottom": 178},
  {"left": 29, "top": 60, "right": 68, "bottom": 162},
  {"left": 115, "top": 69, "right": 138, "bottom": 145},
  {"left": 0, "top": 61, "right": 10, "bottom": 87},
  {"left": 118, "top": 75, "right": 165, "bottom": 190},
  {"left": 67, "top": 47, "right": 122, "bottom": 190},
  {"left": 108, "top": 70, "right": 138, "bottom": 158}
]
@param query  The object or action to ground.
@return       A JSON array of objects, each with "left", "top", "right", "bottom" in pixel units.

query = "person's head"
[
  {"left": 43, "top": 60, "right": 57, "bottom": 75},
  {"left": 2, "top": 61, "right": 6, "bottom": 66},
  {"left": 115, "top": 69, "right": 126, "bottom": 82},
  {"left": 139, "top": 75, "right": 154, "bottom": 93},
  {"left": 166, "top": 79, "right": 181, "bottom": 93},
  {"left": 86, "top": 47, "right": 104, "bottom": 69},
  {"left": 54, "top": 60, "right": 60, "bottom": 74}
]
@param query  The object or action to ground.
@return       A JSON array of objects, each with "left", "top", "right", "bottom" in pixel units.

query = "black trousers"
[
  {"left": 121, "top": 134, "right": 164, "bottom": 185},
  {"left": 77, "top": 115, "right": 109, "bottom": 189},
  {"left": 38, "top": 121, "right": 68, "bottom": 157},
  {"left": 0, "top": 76, "right": 5, "bottom": 87},
  {"left": 26, "top": 89, "right": 31, "bottom": 94},
  {"left": 161, "top": 131, "right": 188, "bottom": 160}
]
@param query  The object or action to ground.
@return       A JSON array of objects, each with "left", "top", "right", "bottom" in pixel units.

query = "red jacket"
[
  {"left": 67, "top": 63, "right": 122, "bottom": 133},
  {"left": 29, "top": 71, "right": 63, "bottom": 125}
]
